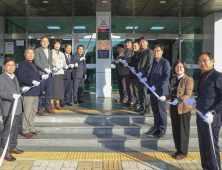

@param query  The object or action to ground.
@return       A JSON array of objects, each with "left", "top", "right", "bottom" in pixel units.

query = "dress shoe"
[
  {"left": 10, "top": 148, "right": 24, "bottom": 154},
  {"left": 172, "top": 152, "right": 179, "bottom": 158},
  {"left": 122, "top": 99, "right": 128, "bottom": 103},
  {"left": 4, "top": 153, "right": 16, "bottom": 161},
  {"left": 38, "top": 110, "right": 44, "bottom": 116},
  {"left": 176, "top": 154, "right": 187, "bottom": 160},
  {"left": 116, "top": 98, "right": 123, "bottom": 103},
  {"left": 55, "top": 103, "right": 63, "bottom": 110},
  {"left": 74, "top": 101, "right": 78, "bottom": 104},
  {"left": 78, "top": 100, "right": 85, "bottom": 104},
  {"left": 158, "top": 130, "right": 166, "bottom": 138},
  {"left": 136, "top": 105, "right": 144, "bottom": 112},
  {"left": 130, "top": 104, "right": 137, "bottom": 110},
  {"left": 45, "top": 109, "right": 55, "bottom": 114},
  {"left": 144, "top": 127, "right": 158, "bottom": 135},
  {"left": 30, "top": 130, "right": 42, "bottom": 135},
  {"left": 50, "top": 103, "right": 56, "bottom": 110},
  {"left": 153, "top": 130, "right": 161, "bottom": 138},
  {"left": 60, "top": 103, "right": 65, "bottom": 107},
  {"left": 23, "top": 133, "right": 33, "bottom": 138},
  {"left": 66, "top": 103, "right": 73, "bottom": 106}
]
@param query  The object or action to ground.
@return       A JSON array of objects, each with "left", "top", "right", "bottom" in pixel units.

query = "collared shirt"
[
  {"left": 177, "top": 74, "right": 184, "bottom": 80},
  {"left": 149, "top": 57, "right": 162, "bottom": 85},
  {"left": 65, "top": 52, "right": 71, "bottom": 63},
  {"left": 43, "top": 48, "right": 49, "bottom": 59},
  {"left": 119, "top": 52, "right": 124, "bottom": 57},
  {"left": 5, "top": 72, "right": 15, "bottom": 79},
  {"left": 140, "top": 47, "right": 147, "bottom": 53}
]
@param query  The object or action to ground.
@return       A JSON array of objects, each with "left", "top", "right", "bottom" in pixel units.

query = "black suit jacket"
[
  {"left": 129, "top": 51, "right": 140, "bottom": 79},
  {"left": 18, "top": 60, "right": 42, "bottom": 96},
  {"left": 63, "top": 53, "right": 75, "bottom": 80},
  {"left": 118, "top": 48, "right": 134, "bottom": 76},
  {"left": 73, "top": 53, "right": 87, "bottom": 79},
  {"left": 196, "top": 68, "right": 222, "bottom": 127}
]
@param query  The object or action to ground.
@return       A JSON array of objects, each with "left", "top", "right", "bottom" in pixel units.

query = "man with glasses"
[{"left": 185, "top": 52, "right": 222, "bottom": 170}]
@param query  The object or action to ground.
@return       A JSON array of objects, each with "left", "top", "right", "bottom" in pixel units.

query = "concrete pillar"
[
  {"left": 203, "top": 12, "right": 222, "bottom": 72},
  {"left": 96, "top": 12, "right": 111, "bottom": 97},
  {"left": 0, "top": 16, "right": 5, "bottom": 73}
]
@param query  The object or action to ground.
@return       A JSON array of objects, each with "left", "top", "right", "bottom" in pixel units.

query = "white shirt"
[
  {"left": 43, "top": 48, "right": 49, "bottom": 59},
  {"left": 5, "top": 72, "right": 15, "bottom": 79},
  {"left": 65, "top": 53, "right": 70, "bottom": 60},
  {"left": 177, "top": 74, "right": 184, "bottom": 80}
]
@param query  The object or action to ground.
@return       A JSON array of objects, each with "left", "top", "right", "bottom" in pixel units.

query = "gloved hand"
[
  {"left": 53, "top": 67, "right": 59, "bottom": 72},
  {"left": 85, "top": 75, "right": 87, "bottom": 79},
  {"left": 115, "top": 60, "right": 119, "bottom": 64},
  {"left": 63, "top": 65, "right": 69, "bottom": 70},
  {"left": 141, "top": 77, "right": 147, "bottom": 82},
  {"left": 131, "top": 70, "right": 136, "bottom": 74},
  {"left": 111, "top": 58, "right": 115, "bottom": 63},
  {"left": 22, "top": 86, "right": 30, "bottom": 92},
  {"left": 42, "top": 74, "right": 49, "bottom": 79},
  {"left": 204, "top": 111, "right": 214, "bottom": 124},
  {"left": 80, "top": 57, "right": 85, "bottom": 61},
  {"left": 158, "top": 96, "right": 166, "bottom": 101},
  {"left": 171, "top": 99, "right": 178, "bottom": 105},
  {"left": 130, "top": 67, "right": 135, "bottom": 71},
  {"left": 75, "top": 63, "right": 78, "bottom": 67},
  {"left": 120, "top": 60, "right": 126, "bottom": 64},
  {"left": 13, "top": 94, "right": 21, "bottom": 99},
  {"left": 32, "top": 80, "right": 40, "bottom": 86},
  {"left": 137, "top": 72, "right": 142, "bottom": 77},
  {"left": 150, "top": 85, "right": 156, "bottom": 91},
  {"left": 69, "top": 64, "right": 74, "bottom": 68},
  {"left": 124, "top": 63, "right": 128, "bottom": 67},
  {"left": 184, "top": 98, "right": 196, "bottom": 105},
  {"left": 44, "top": 68, "right": 51, "bottom": 74}
]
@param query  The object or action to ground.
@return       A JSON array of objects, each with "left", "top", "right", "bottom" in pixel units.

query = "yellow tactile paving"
[
  {"left": 66, "top": 152, "right": 85, "bottom": 159},
  {"left": 85, "top": 152, "right": 103, "bottom": 160},
  {"left": 48, "top": 152, "right": 68, "bottom": 159},
  {"left": 30, "top": 152, "right": 52, "bottom": 159},
  {"left": 103, "top": 153, "right": 121, "bottom": 160},
  {"left": 12, "top": 151, "right": 34, "bottom": 158},
  {"left": 103, "top": 160, "right": 122, "bottom": 169}
]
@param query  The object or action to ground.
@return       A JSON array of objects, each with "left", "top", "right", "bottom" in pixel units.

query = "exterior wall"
[{"left": 0, "top": 17, "right": 4, "bottom": 73}]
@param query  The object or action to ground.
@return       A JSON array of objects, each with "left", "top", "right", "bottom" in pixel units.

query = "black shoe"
[
  {"left": 78, "top": 100, "right": 85, "bottom": 104},
  {"left": 130, "top": 104, "right": 137, "bottom": 110},
  {"left": 158, "top": 130, "right": 166, "bottom": 138},
  {"left": 126, "top": 101, "right": 134, "bottom": 107},
  {"left": 66, "top": 103, "right": 73, "bottom": 106},
  {"left": 144, "top": 127, "right": 158, "bottom": 135},
  {"left": 74, "top": 101, "right": 78, "bottom": 104},
  {"left": 153, "top": 130, "right": 160, "bottom": 138},
  {"left": 136, "top": 105, "right": 144, "bottom": 112},
  {"left": 60, "top": 103, "right": 65, "bottom": 107}
]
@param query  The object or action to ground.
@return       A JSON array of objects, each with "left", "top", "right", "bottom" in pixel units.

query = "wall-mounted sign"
[
  {"left": 98, "top": 32, "right": 109, "bottom": 40},
  {"left": 16, "top": 40, "right": 24, "bottom": 46},
  {"left": 187, "top": 64, "right": 200, "bottom": 69},
  {"left": 74, "top": 39, "right": 79, "bottom": 44},
  {"left": 98, "top": 17, "right": 110, "bottom": 32},
  {"left": 5, "top": 40, "right": 15, "bottom": 55},
  {"left": 98, "top": 40, "right": 109, "bottom": 50},
  {"left": 98, "top": 50, "right": 109, "bottom": 59}
]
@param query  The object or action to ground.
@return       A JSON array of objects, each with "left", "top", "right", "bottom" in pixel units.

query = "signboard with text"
[
  {"left": 5, "top": 40, "right": 15, "bottom": 55},
  {"left": 98, "top": 50, "right": 109, "bottom": 59},
  {"left": 98, "top": 32, "right": 109, "bottom": 40},
  {"left": 97, "top": 17, "right": 110, "bottom": 32}
]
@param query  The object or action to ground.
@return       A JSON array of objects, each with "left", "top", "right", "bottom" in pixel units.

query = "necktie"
[{"left": 68, "top": 55, "right": 70, "bottom": 63}]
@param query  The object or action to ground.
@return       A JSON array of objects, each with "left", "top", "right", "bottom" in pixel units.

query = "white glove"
[
  {"left": 115, "top": 60, "right": 119, "bottom": 64},
  {"left": 171, "top": 99, "right": 178, "bottom": 105},
  {"left": 141, "top": 77, "right": 147, "bottom": 82},
  {"left": 137, "top": 72, "right": 143, "bottom": 77},
  {"left": 85, "top": 75, "right": 87, "bottom": 79},
  {"left": 80, "top": 57, "right": 85, "bottom": 61},
  {"left": 63, "top": 65, "right": 69, "bottom": 70},
  {"left": 44, "top": 68, "right": 51, "bottom": 74},
  {"left": 75, "top": 63, "right": 78, "bottom": 67},
  {"left": 124, "top": 63, "right": 128, "bottom": 67},
  {"left": 22, "top": 86, "right": 30, "bottom": 92},
  {"left": 151, "top": 85, "right": 156, "bottom": 91},
  {"left": 32, "top": 80, "right": 40, "bottom": 86},
  {"left": 42, "top": 74, "right": 49, "bottom": 79},
  {"left": 204, "top": 111, "right": 214, "bottom": 124},
  {"left": 158, "top": 96, "right": 166, "bottom": 101},
  {"left": 69, "top": 64, "right": 74, "bottom": 68},
  {"left": 131, "top": 70, "right": 136, "bottom": 74},
  {"left": 53, "top": 67, "right": 59, "bottom": 72},
  {"left": 184, "top": 98, "right": 196, "bottom": 105},
  {"left": 130, "top": 67, "right": 135, "bottom": 71},
  {"left": 111, "top": 58, "right": 115, "bottom": 63},
  {"left": 121, "top": 60, "right": 127, "bottom": 64},
  {"left": 13, "top": 94, "right": 21, "bottom": 99}
]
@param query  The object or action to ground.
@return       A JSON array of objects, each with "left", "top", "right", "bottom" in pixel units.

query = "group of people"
[
  {"left": 0, "top": 36, "right": 87, "bottom": 161},
  {"left": 113, "top": 37, "right": 222, "bottom": 169}
]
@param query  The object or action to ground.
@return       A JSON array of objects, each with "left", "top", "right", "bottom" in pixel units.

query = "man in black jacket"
[{"left": 73, "top": 45, "right": 87, "bottom": 104}]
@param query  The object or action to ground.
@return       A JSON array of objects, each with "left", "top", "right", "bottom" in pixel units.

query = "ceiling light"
[
  {"left": 47, "top": 26, "right": 60, "bottom": 29},
  {"left": 37, "top": 39, "right": 41, "bottom": 40},
  {"left": 125, "top": 26, "right": 138, "bottom": 29},
  {"left": 51, "top": 36, "right": 54, "bottom": 39},
  {"left": 160, "top": 1, "right": 166, "bottom": 3},
  {"left": 102, "top": 1, "right": 108, "bottom": 3},
  {"left": 29, "top": 36, "right": 31, "bottom": 39},
  {"left": 74, "top": 26, "right": 86, "bottom": 29},
  {"left": 148, "top": 39, "right": 156, "bottom": 40},
  {"left": 42, "top": 1, "right": 49, "bottom": 3},
  {"left": 151, "top": 27, "right": 164, "bottom": 30},
  {"left": 63, "top": 39, "right": 71, "bottom": 40}
]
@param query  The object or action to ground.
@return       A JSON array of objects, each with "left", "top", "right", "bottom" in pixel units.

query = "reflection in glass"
[
  {"left": 84, "top": 68, "right": 96, "bottom": 92},
  {"left": 5, "top": 18, "right": 26, "bottom": 33},
  {"left": 181, "top": 19, "right": 203, "bottom": 34},
  {"left": 186, "top": 69, "right": 202, "bottom": 92}
]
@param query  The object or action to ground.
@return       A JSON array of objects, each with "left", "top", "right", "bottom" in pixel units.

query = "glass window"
[
  {"left": 135, "top": 18, "right": 179, "bottom": 34},
  {"left": 84, "top": 68, "right": 96, "bottom": 92},
  {"left": 186, "top": 69, "right": 202, "bottom": 92},
  {"left": 28, "top": 18, "right": 72, "bottom": 33},
  {"left": 181, "top": 19, "right": 203, "bottom": 34},
  {"left": 74, "top": 18, "right": 96, "bottom": 33},
  {"left": 111, "top": 18, "right": 133, "bottom": 33},
  {"left": 74, "top": 39, "right": 96, "bottom": 64},
  {"left": 5, "top": 18, "right": 26, "bottom": 33}
]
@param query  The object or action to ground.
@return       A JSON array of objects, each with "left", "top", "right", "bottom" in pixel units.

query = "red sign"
[{"left": 74, "top": 40, "right": 79, "bottom": 44}]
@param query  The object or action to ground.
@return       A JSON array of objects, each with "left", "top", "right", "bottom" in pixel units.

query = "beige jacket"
[
  {"left": 52, "top": 49, "right": 67, "bottom": 75},
  {"left": 165, "top": 74, "right": 194, "bottom": 114}
]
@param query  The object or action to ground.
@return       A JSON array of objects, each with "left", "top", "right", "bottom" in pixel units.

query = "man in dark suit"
[
  {"left": 185, "top": 52, "right": 222, "bottom": 170},
  {"left": 18, "top": 47, "right": 48, "bottom": 138},
  {"left": 60, "top": 44, "right": 75, "bottom": 107},
  {"left": 0, "top": 58, "right": 24, "bottom": 161},
  {"left": 73, "top": 45, "right": 87, "bottom": 104},
  {"left": 146, "top": 44, "right": 170, "bottom": 138},
  {"left": 135, "top": 37, "right": 154, "bottom": 115},
  {"left": 34, "top": 36, "right": 55, "bottom": 115}
]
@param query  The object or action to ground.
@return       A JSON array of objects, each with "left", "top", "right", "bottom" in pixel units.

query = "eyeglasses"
[
  {"left": 198, "top": 59, "right": 210, "bottom": 64},
  {"left": 153, "top": 50, "right": 162, "bottom": 53},
  {"left": 5, "top": 65, "right": 16, "bottom": 68},
  {"left": 176, "top": 66, "right": 184, "bottom": 69}
]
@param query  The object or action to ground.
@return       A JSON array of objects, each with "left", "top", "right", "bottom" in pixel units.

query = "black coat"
[
  {"left": 118, "top": 48, "right": 134, "bottom": 76},
  {"left": 129, "top": 51, "right": 140, "bottom": 79},
  {"left": 63, "top": 53, "right": 75, "bottom": 80},
  {"left": 73, "top": 53, "right": 87, "bottom": 79}
]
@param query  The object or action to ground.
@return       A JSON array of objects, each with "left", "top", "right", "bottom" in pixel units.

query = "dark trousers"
[
  {"left": 73, "top": 78, "right": 85, "bottom": 101},
  {"left": 151, "top": 94, "right": 167, "bottom": 132},
  {"left": 197, "top": 122, "right": 221, "bottom": 170},
  {"left": 170, "top": 105, "right": 191, "bottom": 155},
  {"left": 137, "top": 78, "right": 151, "bottom": 110},
  {"left": 38, "top": 74, "right": 53, "bottom": 110},
  {"left": 131, "top": 78, "right": 139, "bottom": 104},
  {"left": 1, "top": 115, "right": 20, "bottom": 155},
  {"left": 116, "top": 73, "right": 126, "bottom": 100},
  {"left": 120, "top": 75, "right": 135, "bottom": 103},
  {"left": 60, "top": 73, "right": 73, "bottom": 104}
]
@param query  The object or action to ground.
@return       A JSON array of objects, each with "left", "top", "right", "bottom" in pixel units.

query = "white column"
[
  {"left": 0, "top": 16, "right": 4, "bottom": 73},
  {"left": 96, "top": 12, "right": 111, "bottom": 97}
]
